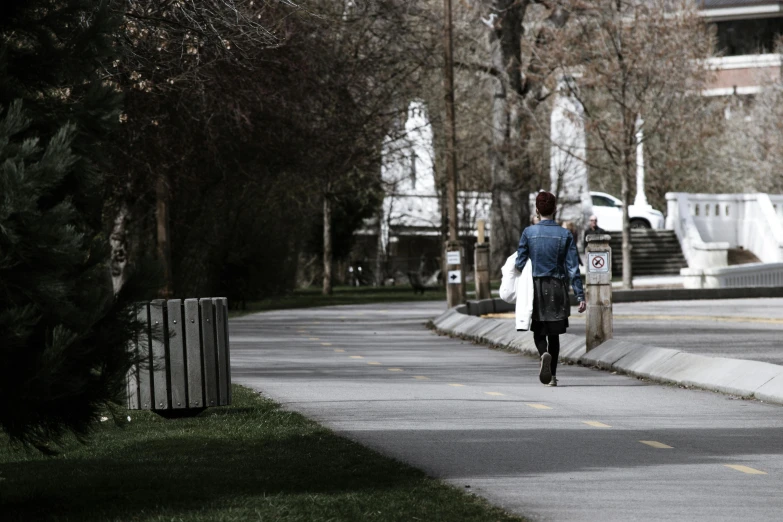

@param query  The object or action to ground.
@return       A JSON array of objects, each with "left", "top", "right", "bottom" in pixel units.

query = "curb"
[
  {"left": 459, "top": 286, "right": 783, "bottom": 317},
  {"left": 431, "top": 308, "right": 783, "bottom": 406}
]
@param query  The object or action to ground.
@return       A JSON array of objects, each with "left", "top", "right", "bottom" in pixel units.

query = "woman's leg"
[
  {"left": 533, "top": 327, "right": 553, "bottom": 384},
  {"left": 548, "top": 334, "right": 560, "bottom": 375},
  {"left": 533, "top": 330, "right": 548, "bottom": 357}
]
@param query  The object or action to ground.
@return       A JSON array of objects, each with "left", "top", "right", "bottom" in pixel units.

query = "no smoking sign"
[{"left": 588, "top": 252, "right": 609, "bottom": 273}]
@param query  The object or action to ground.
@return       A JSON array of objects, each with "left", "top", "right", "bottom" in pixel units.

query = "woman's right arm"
[
  {"left": 515, "top": 229, "right": 528, "bottom": 272},
  {"left": 565, "top": 233, "right": 585, "bottom": 302}
]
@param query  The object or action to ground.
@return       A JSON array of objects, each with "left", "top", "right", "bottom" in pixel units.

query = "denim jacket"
[{"left": 515, "top": 220, "right": 585, "bottom": 302}]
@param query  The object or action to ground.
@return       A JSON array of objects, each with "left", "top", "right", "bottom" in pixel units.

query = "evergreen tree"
[
  {"left": 0, "top": 1, "right": 148, "bottom": 450},
  {"left": 0, "top": 1, "right": 121, "bottom": 226},
  {"left": 0, "top": 101, "right": 129, "bottom": 450},
  {"left": 0, "top": 1, "right": 122, "bottom": 143}
]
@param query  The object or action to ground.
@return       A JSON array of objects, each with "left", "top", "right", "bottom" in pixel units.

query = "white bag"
[{"left": 499, "top": 254, "right": 519, "bottom": 303}]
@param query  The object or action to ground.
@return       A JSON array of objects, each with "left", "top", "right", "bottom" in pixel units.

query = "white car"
[{"left": 589, "top": 191, "right": 665, "bottom": 231}]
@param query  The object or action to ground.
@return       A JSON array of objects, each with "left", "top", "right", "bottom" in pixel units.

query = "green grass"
[
  {"left": 231, "top": 285, "right": 448, "bottom": 317},
  {"left": 0, "top": 385, "right": 527, "bottom": 522},
  {"left": 230, "top": 281, "right": 504, "bottom": 317}
]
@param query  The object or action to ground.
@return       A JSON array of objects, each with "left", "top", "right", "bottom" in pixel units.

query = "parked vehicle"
[{"left": 589, "top": 191, "right": 665, "bottom": 231}]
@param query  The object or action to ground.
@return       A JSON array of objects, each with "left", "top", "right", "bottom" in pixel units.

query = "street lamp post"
[
  {"left": 634, "top": 115, "right": 652, "bottom": 210},
  {"left": 443, "top": 0, "right": 464, "bottom": 307}
]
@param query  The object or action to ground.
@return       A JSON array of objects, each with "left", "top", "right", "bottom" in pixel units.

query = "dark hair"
[{"left": 536, "top": 191, "right": 556, "bottom": 217}]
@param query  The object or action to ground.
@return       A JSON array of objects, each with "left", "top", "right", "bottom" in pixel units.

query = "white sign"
[
  {"left": 446, "top": 251, "right": 461, "bottom": 265},
  {"left": 588, "top": 252, "right": 609, "bottom": 273},
  {"left": 447, "top": 270, "right": 462, "bottom": 284}
]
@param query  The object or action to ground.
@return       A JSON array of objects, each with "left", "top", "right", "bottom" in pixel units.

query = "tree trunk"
[
  {"left": 110, "top": 203, "right": 130, "bottom": 295},
  {"left": 374, "top": 206, "right": 384, "bottom": 286},
  {"left": 488, "top": 0, "right": 529, "bottom": 278},
  {"left": 323, "top": 195, "right": 333, "bottom": 295},
  {"left": 156, "top": 174, "right": 173, "bottom": 297},
  {"left": 489, "top": 80, "right": 516, "bottom": 272},
  {"left": 490, "top": 148, "right": 529, "bottom": 277}
]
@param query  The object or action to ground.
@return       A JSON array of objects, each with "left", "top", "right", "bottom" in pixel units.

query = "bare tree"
[
  {"left": 549, "top": 0, "right": 714, "bottom": 288},
  {"left": 108, "top": 0, "right": 282, "bottom": 295},
  {"left": 476, "top": 1, "right": 572, "bottom": 275},
  {"left": 710, "top": 75, "right": 783, "bottom": 194},
  {"left": 107, "top": 0, "right": 432, "bottom": 299}
]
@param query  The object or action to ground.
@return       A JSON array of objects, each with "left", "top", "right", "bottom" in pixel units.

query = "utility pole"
[{"left": 443, "top": 0, "right": 464, "bottom": 307}]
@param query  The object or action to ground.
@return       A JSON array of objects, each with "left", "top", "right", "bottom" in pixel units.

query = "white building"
[
  {"left": 549, "top": 77, "right": 592, "bottom": 228},
  {"left": 354, "top": 101, "right": 490, "bottom": 282}
]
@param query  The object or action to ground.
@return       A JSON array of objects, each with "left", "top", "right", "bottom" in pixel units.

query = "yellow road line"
[
  {"left": 640, "top": 440, "right": 673, "bottom": 449},
  {"left": 613, "top": 314, "right": 783, "bottom": 324},
  {"left": 526, "top": 403, "right": 552, "bottom": 410},
  {"left": 413, "top": 376, "right": 430, "bottom": 380},
  {"left": 367, "top": 362, "right": 381, "bottom": 365},
  {"left": 448, "top": 383, "right": 465, "bottom": 387},
  {"left": 482, "top": 312, "right": 783, "bottom": 325},
  {"left": 725, "top": 465, "right": 767, "bottom": 475},
  {"left": 387, "top": 368, "right": 404, "bottom": 372},
  {"left": 321, "top": 342, "right": 332, "bottom": 346},
  {"left": 583, "top": 421, "right": 611, "bottom": 428},
  {"left": 334, "top": 349, "right": 345, "bottom": 353},
  {"left": 485, "top": 392, "right": 504, "bottom": 396},
  {"left": 349, "top": 356, "right": 364, "bottom": 359},
  {"left": 308, "top": 337, "right": 320, "bottom": 341}
]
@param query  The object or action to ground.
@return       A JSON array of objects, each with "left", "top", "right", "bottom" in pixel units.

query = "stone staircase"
[{"left": 607, "top": 229, "right": 687, "bottom": 277}]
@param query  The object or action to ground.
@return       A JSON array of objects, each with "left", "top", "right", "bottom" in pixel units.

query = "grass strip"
[
  {"left": 230, "top": 285, "right": 447, "bottom": 317},
  {"left": 0, "top": 385, "right": 527, "bottom": 522},
  {"left": 230, "top": 281, "right": 504, "bottom": 317}
]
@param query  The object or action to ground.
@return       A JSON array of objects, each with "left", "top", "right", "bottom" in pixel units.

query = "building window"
[{"left": 712, "top": 18, "right": 783, "bottom": 56}]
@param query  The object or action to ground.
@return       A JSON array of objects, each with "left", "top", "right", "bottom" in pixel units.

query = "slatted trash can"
[{"left": 126, "top": 297, "right": 231, "bottom": 415}]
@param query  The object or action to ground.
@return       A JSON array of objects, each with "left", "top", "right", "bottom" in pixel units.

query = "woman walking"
[{"left": 515, "top": 192, "right": 586, "bottom": 386}]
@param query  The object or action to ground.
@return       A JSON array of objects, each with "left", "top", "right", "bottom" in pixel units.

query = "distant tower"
[
  {"left": 379, "top": 101, "right": 437, "bottom": 253},
  {"left": 550, "top": 77, "right": 591, "bottom": 226},
  {"left": 381, "top": 101, "right": 436, "bottom": 195}
]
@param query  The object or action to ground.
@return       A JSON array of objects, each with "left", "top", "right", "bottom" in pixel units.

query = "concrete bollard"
[
  {"left": 585, "top": 234, "right": 613, "bottom": 351},
  {"left": 474, "top": 243, "right": 490, "bottom": 300},
  {"left": 445, "top": 240, "right": 466, "bottom": 308}
]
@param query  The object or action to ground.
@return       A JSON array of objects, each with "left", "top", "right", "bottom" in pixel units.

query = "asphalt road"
[
  {"left": 231, "top": 301, "right": 783, "bottom": 522},
  {"left": 567, "top": 298, "right": 783, "bottom": 365}
]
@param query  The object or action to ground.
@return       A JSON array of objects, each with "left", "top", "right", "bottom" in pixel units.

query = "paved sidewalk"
[{"left": 231, "top": 302, "right": 783, "bottom": 522}]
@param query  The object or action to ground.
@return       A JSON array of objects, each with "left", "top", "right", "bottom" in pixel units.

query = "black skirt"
[{"left": 531, "top": 276, "right": 570, "bottom": 336}]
